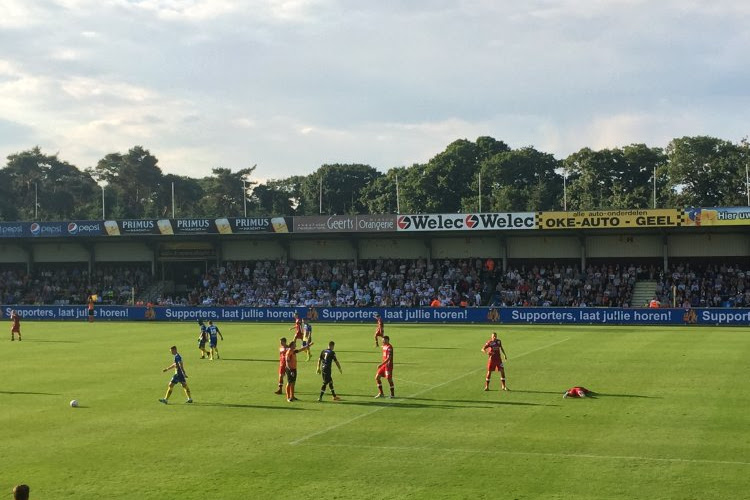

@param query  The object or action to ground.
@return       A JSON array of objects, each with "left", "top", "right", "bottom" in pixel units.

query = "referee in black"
[{"left": 317, "top": 341, "right": 343, "bottom": 402}]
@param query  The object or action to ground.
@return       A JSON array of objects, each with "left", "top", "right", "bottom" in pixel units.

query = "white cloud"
[{"left": 0, "top": 0, "right": 748, "bottom": 180}]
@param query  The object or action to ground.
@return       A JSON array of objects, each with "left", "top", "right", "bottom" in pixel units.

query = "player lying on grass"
[{"left": 563, "top": 386, "right": 596, "bottom": 398}]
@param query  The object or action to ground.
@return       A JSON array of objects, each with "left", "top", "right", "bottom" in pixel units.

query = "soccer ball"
[{"left": 70, "top": 399, "right": 79, "bottom": 407}]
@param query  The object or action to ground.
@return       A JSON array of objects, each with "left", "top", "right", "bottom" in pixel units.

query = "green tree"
[
  {"left": 4, "top": 147, "right": 98, "bottom": 220},
  {"left": 197, "top": 166, "right": 256, "bottom": 217},
  {"left": 419, "top": 139, "right": 480, "bottom": 213},
  {"left": 249, "top": 176, "right": 302, "bottom": 216},
  {"left": 358, "top": 167, "right": 407, "bottom": 214},
  {"left": 469, "top": 147, "right": 562, "bottom": 211},
  {"left": 665, "top": 136, "right": 747, "bottom": 207},
  {"left": 162, "top": 174, "right": 205, "bottom": 218},
  {"left": 93, "top": 146, "right": 164, "bottom": 218},
  {"left": 300, "top": 164, "right": 381, "bottom": 215}
]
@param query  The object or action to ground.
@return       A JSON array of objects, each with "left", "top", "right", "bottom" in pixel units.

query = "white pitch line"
[
  {"left": 289, "top": 336, "right": 570, "bottom": 446},
  {"left": 312, "top": 443, "right": 750, "bottom": 467},
  {"left": 397, "top": 379, "right": 433, "bottom": 387}
]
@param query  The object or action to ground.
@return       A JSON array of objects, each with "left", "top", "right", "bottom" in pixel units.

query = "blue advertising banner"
[{"left": 3, "top": 305, "right": 749, "bottom": 326}]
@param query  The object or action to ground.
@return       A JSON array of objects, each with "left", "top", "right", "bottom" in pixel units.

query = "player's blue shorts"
[
  {"left": 170, "top": 373, "right": 186, "bottom": 385},
  {"left": 209, "top": 338, "right": 218, "bottom": 348},
  {"left": 198, "top": 339, "right": 206, "bottom": 348}
]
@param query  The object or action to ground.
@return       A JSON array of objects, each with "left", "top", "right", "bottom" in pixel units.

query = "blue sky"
[{"left": 0, "top": 0, "right": 748, "bottom": 180}]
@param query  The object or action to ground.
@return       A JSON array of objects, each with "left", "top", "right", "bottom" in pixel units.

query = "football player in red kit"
[
  {"left": 10, "top": 309, "right": 21, "bottom": 341},
  {"left": 374, "top": 312, "right": 384, "bottom": 347},
  {"left": 563, "top": 386, "right": 596, "bottom": 398},
  {"left": 482, "top": 332, "right": 508, "bottom": 391},
  {"left": 275, "top": 337, "right": 289, "bottom": 395},
  {"left": 289, "top": 312, "right": 303, "bottom": 341},
  {"left": 375, "top": 335, "right": 394, "bottom": 398}
]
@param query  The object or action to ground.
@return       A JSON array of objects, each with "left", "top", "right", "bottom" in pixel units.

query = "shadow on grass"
[
  {"left": 329, "top": 360, "right": 418, "bottom": 365},
  {"left": 0, "top": 390, "right": 60, "bottom": 396},
  {"left": 511, "top": 389, "right": 659, "bottom": 399},
  {"left": 402, "top": 395, "right": 557, "bottom": 407},
  {"left": 330, "top": 394, "right": 554, "bottom": 408},
  {"left": 21, "top": 339, "right": 80, "bottom": 343},
  {"left": 221, "top": 358, "right": 277, "bottom": 363},
  {"left": 338, "top": 399, "right": 490, "bottom": 410},
  {"left": 338, "top": 350, "right": 384, "bottom": 354},
  {"left": 399, "top": 346, "right": 459, "bottom": 350},
  {"left": 193, "top": 402, "right": 309, "bottom": 410}
]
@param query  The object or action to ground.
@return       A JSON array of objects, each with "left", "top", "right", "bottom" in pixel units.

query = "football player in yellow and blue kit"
[
  {"left": 207, "top": 320, "right": 223, "bottom": 360},
  {"left": 302, "top": 318, "right": 313, "bottom": 361},
  {"left": 159, "top": 345, "right": 192, "bottom": 404},
  {"left": 197, "top": 319, "right": 209, "bottom": 359}
]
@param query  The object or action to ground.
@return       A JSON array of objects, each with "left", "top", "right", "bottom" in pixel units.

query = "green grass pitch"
[{"left": 3, "top": 321, "right": 750, "bottom": 499}]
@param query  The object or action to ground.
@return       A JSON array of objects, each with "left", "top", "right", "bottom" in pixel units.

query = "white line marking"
[
  {"left": 397, "top": 379, "right": 432, "bottom": 387},
  {"left": 290, "top": 337, "right": 570, "bottom": 445},
  {"left": 312, "top": 443, "right": 750, "bottom": 467}
]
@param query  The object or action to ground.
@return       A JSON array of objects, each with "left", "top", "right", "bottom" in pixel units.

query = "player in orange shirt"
[
  {"left": 482, "top": 332, "right": 508, "bottom": 391},
  {"left": 275, "top": 337, "right": 289, "bottom": 395},
  {"left": 289, "top": 312, "right": 303, "bottom": 341},
  {"left": 375, "top": 335, "right": 395, "bottom": 398},
  {"left": 284, "top": 339, "right": 313, "bottom": 402},
  {"left": 87, "top": 295, "right": 95, "bottom": 323},
  {"left": 10, "top": 309, "right": 21, "bottom": 341},
  {"left": 563, "top": 386, "right": 596, "bottom": 398},
  {"left": 374, "top": 312, "right": 384, "bottom": 347}
]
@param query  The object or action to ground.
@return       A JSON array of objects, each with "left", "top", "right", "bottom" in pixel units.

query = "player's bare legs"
[
  {"left": 484, "top": 371, "right": 491, "bottom": 391},
  {"left": 499, "top": 367, "right": 508, "bottom": 390},
  {"left": 375, "top": 373, "right": 384, "bottom": 397}
]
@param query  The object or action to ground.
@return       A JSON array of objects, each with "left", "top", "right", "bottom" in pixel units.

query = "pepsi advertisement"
[
  {"left": 2, "top": 305, "right": 749, "bottom": 326},
  {"left": 0, "top": 221, "right": 103, "bottom": 237}
]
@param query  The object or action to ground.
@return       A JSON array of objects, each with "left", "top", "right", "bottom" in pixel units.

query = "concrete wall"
[
  {"left": 0, "top": 244, "right": 27, "bottom": 264},
  {"left": 668, "top": 233, "right": 750, "bottom": 257},
  {"left": 586, "top": 235, "right": 663, "bottom": 258},
  {"left": 94, "top": 242, "right": 153, "bottom": 262},
  {"left": 33, "top": 243, "right": 89, "bottom": 262},
  {"left": 289, "top": 239, "right": 356, "bottom": 260},
  {"left": 223, "top": 240, "right": 287, "bottom": 261},
  {"left": 431, "top": 237, "right": 502, "bottom": 259},
  {"left": 506, "top": 236, "right": 580, "bottom": 259},
  {"left": 358, "top": 238, "right": 429, "bottom": 259}
]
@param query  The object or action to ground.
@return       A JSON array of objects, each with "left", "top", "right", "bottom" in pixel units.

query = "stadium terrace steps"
[{"left": 632, "top": 280, "right": 658, "bottom": 307}]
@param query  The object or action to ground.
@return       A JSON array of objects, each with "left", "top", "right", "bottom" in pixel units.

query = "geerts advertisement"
[
  {"left": 537, "top": 209, "right": 681, "bottom": 230},
  {"left": 293, "top": 215, "right": 396, "bottom": 233},
  {"left": 396, "top": 213, "right": 536, "bottom": 231},
  {"left": 681, "top": 207, "right": 750, "bottom": 227},
  {"left": 5, "top": 305, "right": 746, "bottom": 325}
]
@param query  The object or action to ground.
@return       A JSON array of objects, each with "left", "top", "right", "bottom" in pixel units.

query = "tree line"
[{"left": 1, "top": 136, "right": 748, "bottom": 221}]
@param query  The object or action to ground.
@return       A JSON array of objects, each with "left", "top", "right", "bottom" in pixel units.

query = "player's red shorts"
[
  {"left": 374, "top": 329, "right": 383, "bottom": 338},
  {"left": 487, "top": 358, "right": 504, "bottom": 371},
  {"left": 294, "top": 330, "right": 303, "bottom": 340},
  {"left": 11, "top": 326, "right": 20, "bottom": 333},
  {"left": 278, "top": 363, "right": 286, "bottom": 376},
  {"left": 376, "top": 364, "right": 392, "bottom": 378}
]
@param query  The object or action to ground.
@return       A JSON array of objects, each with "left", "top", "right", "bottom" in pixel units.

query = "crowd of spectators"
[
  {"left": 183, "top": 259, "right": 487, "bottom": 308},
  {"left": 184, "top": 259, "right": 653, "bottom": 308},
  {"left": 0, "top": 264, "right": 152, "bottom": 305},
  {"left": 3, "top": 259, "right": 750, "bottom": 308},
  {"left": 654, "top": 262, "right": 750, "bottom": 308},
  {"left": 485, "top": 262, "right": 644, "bottom": 308}
]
